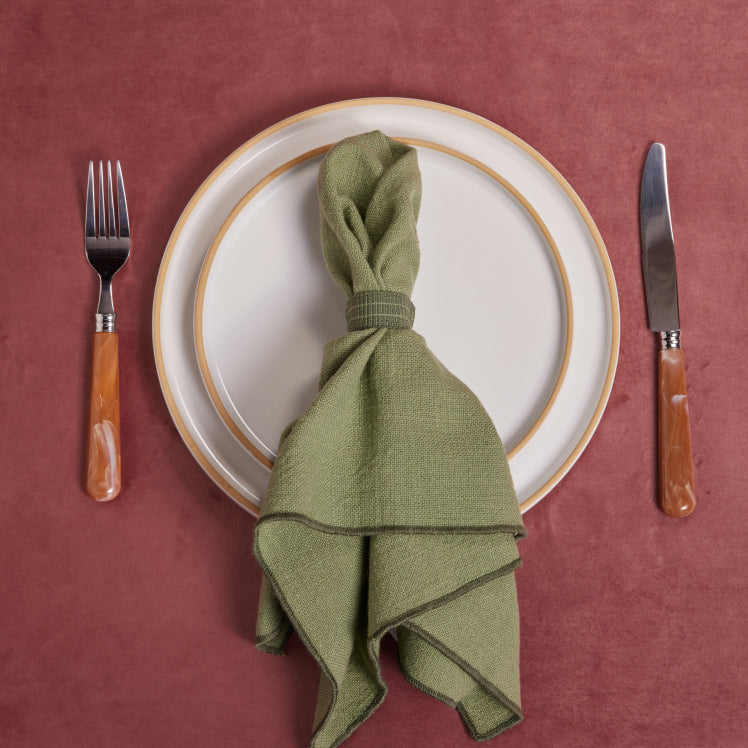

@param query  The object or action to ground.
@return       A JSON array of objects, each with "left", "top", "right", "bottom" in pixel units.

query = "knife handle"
[
  {"left": 85, "top": 331, "right": 121, "bottom": 501},
  {"left": 658, "top": 347, "right": 695, "bottom": 517}
]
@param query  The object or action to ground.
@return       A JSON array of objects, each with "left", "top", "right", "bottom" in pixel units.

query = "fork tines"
[{"left": 85, "top": 160, "right": 129, "bottom": 241}]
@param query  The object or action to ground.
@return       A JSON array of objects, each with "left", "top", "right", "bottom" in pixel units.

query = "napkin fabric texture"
[{"left": 253, "top": 131, "right": 526, "bottom": 747}]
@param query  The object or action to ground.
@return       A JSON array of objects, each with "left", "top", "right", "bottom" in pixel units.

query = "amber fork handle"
[{"left": 86, "top": 331, "right": 121, "bottom": 500}]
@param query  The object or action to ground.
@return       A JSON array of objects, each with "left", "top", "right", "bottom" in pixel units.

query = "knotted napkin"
[{"left": 253, "top": 131, "right": 526, "bottom": 747}]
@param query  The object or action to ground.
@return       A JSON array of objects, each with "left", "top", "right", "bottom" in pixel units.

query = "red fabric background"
[{"left": 1, "top": 1, "right": 746, "bottom": 746}]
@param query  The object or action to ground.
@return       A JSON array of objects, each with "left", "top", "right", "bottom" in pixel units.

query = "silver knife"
[{"left": 640, "top": 143, "right": 696, "bottom": 517}]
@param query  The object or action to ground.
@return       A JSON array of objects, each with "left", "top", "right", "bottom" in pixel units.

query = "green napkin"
[{"left": 253, "top": 131, "right": 526, "bottom": 747}]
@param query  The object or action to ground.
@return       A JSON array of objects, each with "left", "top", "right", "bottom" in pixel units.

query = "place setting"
[
  {"left": 73, "top": 92, "right": 703, "bottom": 746},
  {"left": 78, "top": 95, "right": 705, "bottom": 742}
]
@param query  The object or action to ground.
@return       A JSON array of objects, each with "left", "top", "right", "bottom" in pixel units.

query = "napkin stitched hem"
[
  {"left": 324, "top": 695, "right": 384, "bottom": 748},
  {"left": 256, "top": 513, "right": 527, "bottom": 538},
  {"left": 457, "top": 703, "right": 523, "bottom": 742},
  {"left": 396, "top": 658, "right": 523, "bottom": 742},
  {"left": 369, "top": 557, "right": 523, "bottom": 642},
  {"left": 314, "top": 682, "right": 385, "bottom": 748},
  {"left": 397, "top": 662, "right": 457, "bottom": 707},
  {"left": 404, "top": 622, "right": 524, "bottom": 740}
]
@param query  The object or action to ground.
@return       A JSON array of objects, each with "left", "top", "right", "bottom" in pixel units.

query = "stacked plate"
[{"left": 153, "top": 98, "right": 620, "bottom": 516}]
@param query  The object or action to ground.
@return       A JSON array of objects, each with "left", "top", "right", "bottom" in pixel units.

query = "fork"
[{"left": 84, "top": 160, "right": 130, "bottom": 501}]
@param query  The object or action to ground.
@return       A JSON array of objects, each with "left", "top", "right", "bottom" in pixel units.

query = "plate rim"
[
  {"left": 152, "top": 96, "right": 620, "bottom": 516},
  {"left": 194, "top": 138, "right": 575, "bottom": 469}
]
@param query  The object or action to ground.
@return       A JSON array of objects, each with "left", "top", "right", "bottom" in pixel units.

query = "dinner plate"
[{"left": 153, "top": 98, "right": 619, "bottom": 515}]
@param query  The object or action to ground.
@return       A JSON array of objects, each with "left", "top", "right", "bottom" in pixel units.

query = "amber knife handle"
[
  {"left": 658, "top": 345, "right": 695, "bottom": 517},
  {"left": 85, "top": 331, "right": 121, "bottom": 501}
]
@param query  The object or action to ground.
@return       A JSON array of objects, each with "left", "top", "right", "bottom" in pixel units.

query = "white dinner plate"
[{"left": 153, "top": 98, "right": 619, "bottom": 516}]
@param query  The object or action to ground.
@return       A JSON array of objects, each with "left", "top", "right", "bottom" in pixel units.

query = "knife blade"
[{"left": 640, "top": 143, "right": 696, "bottom": 517}]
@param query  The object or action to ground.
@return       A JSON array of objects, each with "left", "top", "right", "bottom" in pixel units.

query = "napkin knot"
[{"left": 345, "top": 290, "right": 415, "bottom": 331}]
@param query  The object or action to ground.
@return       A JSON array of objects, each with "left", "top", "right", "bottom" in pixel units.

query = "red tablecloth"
[{"left": 2, "top": 2, "right": 746, "bottom": 746}]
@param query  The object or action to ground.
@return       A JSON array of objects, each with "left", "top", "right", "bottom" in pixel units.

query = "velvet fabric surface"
[{"left": 1, "top": 1, "right": 746, "bottom": 747}]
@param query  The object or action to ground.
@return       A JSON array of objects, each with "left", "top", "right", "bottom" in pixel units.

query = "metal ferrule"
[
  {"left": 95, "top": 313, "right": 117, "bottom": 333},
  {"left": 660, "top": 330, "right": 680, "bottom": 349}
]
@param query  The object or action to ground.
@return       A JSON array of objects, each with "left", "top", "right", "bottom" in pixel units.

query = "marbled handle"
[
  {"left": 658, "top": 348, "right": 695, "bottom": 517},
  {"left": 85, "top": 332, "right": 121, "bottom": 501}
]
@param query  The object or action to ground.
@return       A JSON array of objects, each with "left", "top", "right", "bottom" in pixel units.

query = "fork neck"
[
  {"left": 96, "top": 313, "right": 117, "bottom": 332},
  {"left": 96, "top": 277, "right": 117, "bottom": 331}
]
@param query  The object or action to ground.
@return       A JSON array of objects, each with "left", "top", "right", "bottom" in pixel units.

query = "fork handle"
[{"left": 85, "top": 331, "right": 121, "bottom": 501}]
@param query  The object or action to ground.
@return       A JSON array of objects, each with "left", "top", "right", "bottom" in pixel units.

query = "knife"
[{"left": 640, "top": 143, "right": 696, "bottom": 518}]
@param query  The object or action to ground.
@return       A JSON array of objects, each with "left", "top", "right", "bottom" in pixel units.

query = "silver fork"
[{"left": 84, "top": 160, "right": 130, "bottom": 501}]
